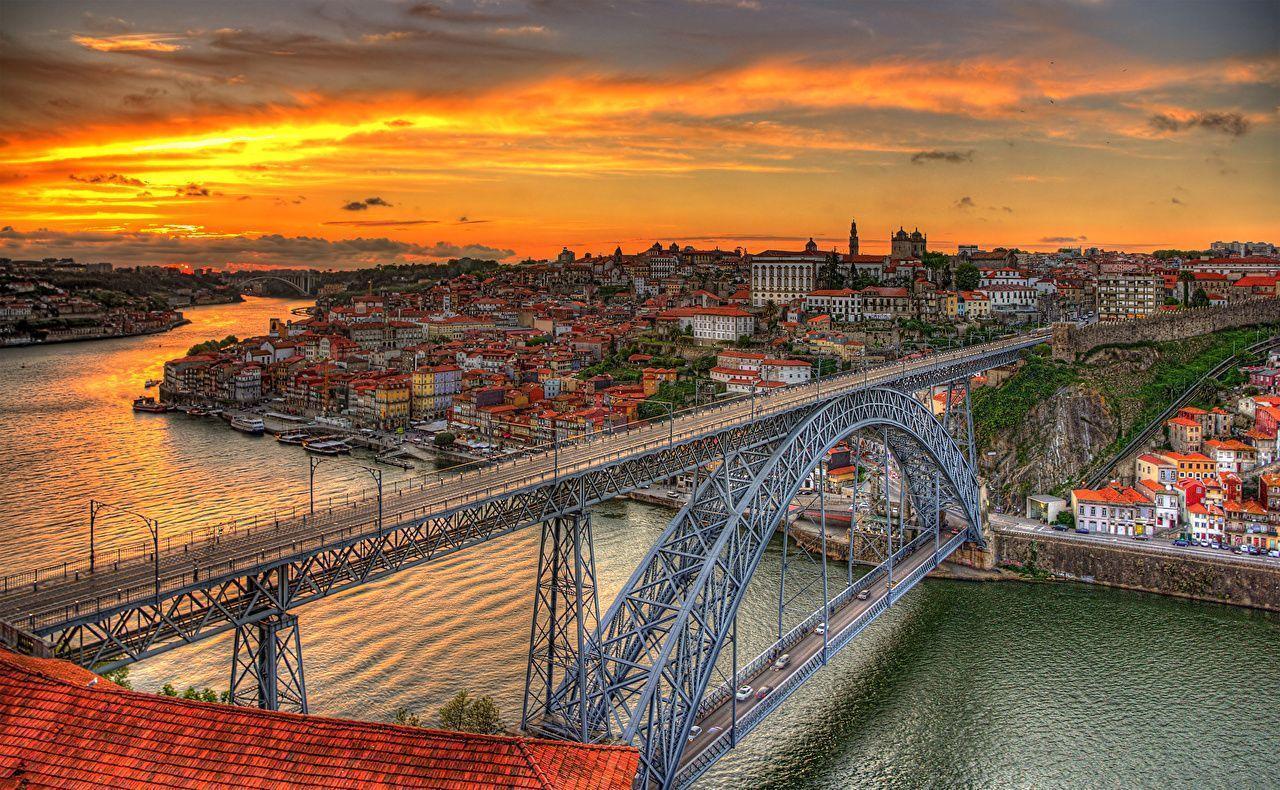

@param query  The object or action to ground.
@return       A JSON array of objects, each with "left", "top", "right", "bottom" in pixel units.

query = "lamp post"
[
  {"left": 361, "top": 466, "right": 384, "bottom": 536},
  {"left": 88, "top": 500, "right": 159, "bottom": 599},
  {"left": 655, "top": 400, "right": 675, "bottom": 448}
]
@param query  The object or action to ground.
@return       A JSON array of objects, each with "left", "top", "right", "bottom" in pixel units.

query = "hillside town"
[
  {"left": 0, "top": 258, "right": 239, "bottom": 346},
  {"left": 140, "top": 224, "right": 1280, "bottom": 463}
]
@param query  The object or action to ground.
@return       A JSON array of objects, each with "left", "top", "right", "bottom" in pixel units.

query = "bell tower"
[{"left": 848, "top": 219, "right": 859, "bottom": 256}]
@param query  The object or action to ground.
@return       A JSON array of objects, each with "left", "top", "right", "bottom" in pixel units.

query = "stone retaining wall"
[{"left": 1050, "top": 298, "right": 1280, "bottom": 361}]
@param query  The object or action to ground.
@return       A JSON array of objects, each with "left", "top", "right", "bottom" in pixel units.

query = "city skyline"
[{"left": 2, "top": 0, "right": 1278, "bottom": 269}]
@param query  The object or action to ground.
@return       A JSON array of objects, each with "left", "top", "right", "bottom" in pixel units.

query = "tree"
[
  {"left": 438, "top": 690, "right": 505, "bottom": 734},
  {"left": 818, "top": 252, "right": 846, "bottom": 290},
  {"left": 1178, "top": 270, "right": 1195, "bottom": 305},
  {"left": 954, "top": 263, "right": 980, "bottom": 292},
  {"left": 433, "top": 431, "right": 456, "bottom": 447},
  {"left": 1190, "top": 287, "right": 1209, "bottom": 308},
  {"left": 100, "top": 666, "right": 133, "bottom": 690},
  {"left": 392, "top": 706, "right": 423, "bottom": 727},
  {"left": 1055, "top": 511, "right": 1075, "bottom": 528}
]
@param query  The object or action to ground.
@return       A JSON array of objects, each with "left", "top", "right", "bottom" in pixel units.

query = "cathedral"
[{"left": 891, "top": 226, "right": 927, "bottom": 260}]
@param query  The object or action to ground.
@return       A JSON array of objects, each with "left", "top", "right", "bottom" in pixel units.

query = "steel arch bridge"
[
  {"left": 233, "top": 273, "right": 315, "bottom": 296},
  {"left": 526, "top": 387, "right": 986, "bottom": 788}
]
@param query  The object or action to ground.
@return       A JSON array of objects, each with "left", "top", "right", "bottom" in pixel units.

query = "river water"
[{"left": 1, "top": 298, "right": 1277, "bottom": 788}]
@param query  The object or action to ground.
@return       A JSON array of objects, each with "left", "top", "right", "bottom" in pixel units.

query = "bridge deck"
[
  {"left": 0, "top": 332, "right": 1044, "bottom": 644},
  {"left": 675, "top": 528, "right": 967, "bottom": 787}
]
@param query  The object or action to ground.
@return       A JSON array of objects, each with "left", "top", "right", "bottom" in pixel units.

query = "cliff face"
[{"left": 977, "top": 383, "right": 1117, "bottom": 509}]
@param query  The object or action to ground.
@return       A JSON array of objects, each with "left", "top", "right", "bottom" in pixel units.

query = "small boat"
[
  {"left": 276, "top": 430, "right": 311, "bottom": 445},
  {"left": 132, "top": 396, "right": 170, "bottom": 413},
  {"left": 303, "top": 438, "right": 351, "bottom": 456},
  {"left": 375, "top": 453, "right": 415, "bottom": 469},
  {"left": 144, "top": 379, "right": 160, "bottom": 388},
  {"left": 185, "top": 406, "right": 210, "bottom": 417},
  {"left": 230, "top": 415, "right": 266, "bottom": 435}
]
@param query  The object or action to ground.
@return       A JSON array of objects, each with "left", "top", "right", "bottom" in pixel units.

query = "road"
[
  {"left": 680, "top": 532, "right": 951, "bottom": 768},
  {"left": 0, "top": 330, "right": 1046, "bottom": 631},
  {"left": 989, "top": 513, "right": 1280, "bottom": 568}
]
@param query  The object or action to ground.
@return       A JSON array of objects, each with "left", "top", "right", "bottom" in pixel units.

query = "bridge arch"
[
  {"left": 583, "top": 387, "right": 981, "bottom": 787},
  {"left": 235, "top": 275, "right": 312, "bottom": 296}
]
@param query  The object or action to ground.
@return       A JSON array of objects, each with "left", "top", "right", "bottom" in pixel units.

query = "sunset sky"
[{"left": 2, "top": 0, "right": 1277, "bottom": 269}]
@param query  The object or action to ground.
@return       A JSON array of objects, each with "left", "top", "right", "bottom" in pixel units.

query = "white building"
[
  {"left": 751, "top": 239, "right": 824, "bottom": 307},
  {"left": 691, "top": 307, "right": 755, "bottom": 343},
  {"left": 804, "top": 289, "right": 861, "bottom": 322},
  {"left": 759, "top": 359, "right": 812, "bottom": 386},
  {"left": 1070, "top": 485, "right": 1156, "bottom": 537}
]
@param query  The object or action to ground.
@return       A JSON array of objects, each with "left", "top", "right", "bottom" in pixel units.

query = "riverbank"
[{"left": 1, "top": 317, "right": 192, "bottom": 349}]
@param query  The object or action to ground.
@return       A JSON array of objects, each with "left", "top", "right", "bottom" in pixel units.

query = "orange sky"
[{"left": 1, "top": 1, "right": 1277, "bottom": 268}]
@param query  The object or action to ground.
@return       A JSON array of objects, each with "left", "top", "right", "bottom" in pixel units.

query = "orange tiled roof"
[{"left": 0, "top": 649, "right": 637, "bottom": 789}]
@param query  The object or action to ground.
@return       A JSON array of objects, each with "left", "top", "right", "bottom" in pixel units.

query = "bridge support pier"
[
  {"left": 230, "top": 612, "right": 307, "bottom": 713},
  {"left": 521, "top": 512, "right": 604, "bottom": 742}
]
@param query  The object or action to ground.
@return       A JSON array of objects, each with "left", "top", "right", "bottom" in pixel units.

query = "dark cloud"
[
  {"left": 405, "top": 3, "right": 523, "bottom": 24},
  {"left": 1149, "top": 111, "right": 1250, "bottom": 136},
  {"left": 69, "top": 173, "right": 146, "bottom": 187},
  {"left": 912, "top": 150, "right": 974, "bottom": 164},
  {"left": 385, "top": 119, "right": 414, "bottom": 127},
  {"left": 456, "top": 216, "right": 489, "bottom": 224},
  {"left": 0, "top": 225, "right": 514, "bottom": 267},
  {"left": 176, "top": 183, "right": 211, "bottom": 197},
  {"left": 1171, "top": 196, "right": 1185, "bottom": 205},
  {"left": 953, "top": 196, "right": 976, "bottom": 209},
  {"left": 1039, "top": 235, "right": 1088, "bottom": 242},
  {"left": 343, "top": 197, "right": 392, "bottom": 210}
]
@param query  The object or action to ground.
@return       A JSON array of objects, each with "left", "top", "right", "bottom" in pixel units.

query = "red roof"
[{"left": 0, "top": 649, "right": 637, "bottom": 789}]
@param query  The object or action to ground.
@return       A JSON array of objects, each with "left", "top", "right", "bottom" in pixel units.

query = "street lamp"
[
  {"left": 89, "top": 499, "right": 159, "bottom": 600},
  {"left": 654, "top": 400, "right": 675, "bottom": 448},
  {"left": 309, "top": 457, "right": 382, "bottom": 536}
]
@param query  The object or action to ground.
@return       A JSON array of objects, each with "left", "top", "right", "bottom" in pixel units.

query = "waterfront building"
[{"left": 751, "top": 239, "right": 824, "bottom": 307}]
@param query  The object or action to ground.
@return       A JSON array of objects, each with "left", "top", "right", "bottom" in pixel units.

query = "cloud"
[
  {"left": 385, "top": 119, "right": 414, "bottom": 127},
  {"left": 322, "top": 219, "right": 439, "bottom": 227},
  {"left": 1149, "top": 111, "right": 1250, "bottom": 137},
  {"left": 343, "top": 197, "right": 393, "bottom": 210},
  {"left": 456, "top": 216, "right": 489, "bottom": 224},
  {"left": 1171, "top": 196, "right": 1185, "bottom": 205},
  {"left": 176, "top": 183, "right": 211, "bottom": 197},
  {"left": 69, "top": 173, "right": 146, "bottom": 187},
  {"left": 0, "top": 225, "right": 514, "bottom": 267},
  {"left": 72, "top": 33, "right": 184, "bottom": 53},
  {"left": 1039, "top": 235, "right": 1088, "bottom": 243},
  {"left": 912, "top": 150, "right": 974, "bottom": 165},
  {"left": 953, "top": 196, "right": 976, "bottom": 209}
]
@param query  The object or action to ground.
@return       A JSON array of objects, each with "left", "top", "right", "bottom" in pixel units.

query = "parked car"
[
  {"left": 1172, "top": 539, "right": 1189, "bottom": 547},
  {"left": 1268, "top": 549, "right": 1280, "bottom": 558},
  {"left": 1051, "top": 523, "right": 1069, "bottom": 531},
  {"left": 755, "top": 686, "right": 771, "bottom": 700},
  {"left": 1210, "top": 542, "right": 1222, "bottom": 550},
  {"left": 666, "top": 491, "right": 679, "bottom": 499},
  {"left": 1075, "top": 527, "right": 1090, "bottom": 534},
  {"left": 687, "top": 725, "right": 702, "bottom": 741},
  {"left": 856, "top": 589, "right": 870, "bottom": 601},
  {"left": 639, "top": 483, "right": 651, "bottom": 489},
  {"left": 734, "top": 685, "right": 752, "bottom": 701},
  {"left": 773, "top": 654, "right": 790, "bottom": 670}
]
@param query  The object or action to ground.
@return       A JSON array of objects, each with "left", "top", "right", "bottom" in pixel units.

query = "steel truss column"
[
  {"left": 522, "top": 511, "right": 604, "bottom": 742},
  {"left": 230, "top": 611, "right": 307, "bottom": 713}
]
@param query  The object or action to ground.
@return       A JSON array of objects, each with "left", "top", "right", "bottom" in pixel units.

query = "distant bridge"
[
  {"left": 0, "top": 329, "right": 1048, "bottom": 788},
  {"left": 231, "top": 270, "right": 317, "bottom": 296}
]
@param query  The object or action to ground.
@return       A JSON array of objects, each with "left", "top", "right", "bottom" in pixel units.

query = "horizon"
[{"left": 2, "top": 0, "right": 1277, "bottom": 269}]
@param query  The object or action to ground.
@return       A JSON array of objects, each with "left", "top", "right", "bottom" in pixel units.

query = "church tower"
[{"left": 848, "top": 219, "right": 859, "bottom": 256}]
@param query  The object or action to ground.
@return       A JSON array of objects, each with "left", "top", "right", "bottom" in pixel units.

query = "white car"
[
  {"left": 734, "top": 685, "right": 752, "bottom": 701},
  {"left": 687, "top": 725, "right": 702, "bottom": 741},
  {"left": 773, "top": 654, "right": 790, "bottom": 670},
  {"left": 1269, "top": 549, "right": 1280, "bottom": 558},
  {"left": 814, "top": 623, "right": 826, "bottom": 636}
]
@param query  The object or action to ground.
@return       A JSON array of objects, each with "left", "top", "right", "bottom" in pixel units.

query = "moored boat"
[
  {"left": 185, "top": 406, "right": 210, "bottom": 417},
  {"left": 229, "top": 415, "right": 266, "bottom": 435},
  {"left": 303, "top": 438, "right": 351, "bottom": 455},
  {"left": 132, "top": 396, "right": 170, "bottom": 413},
  {"left": 144, "top": 379, "right": 160, "bottom": 388},
  {"left": 276, "top": 430, "right": 310, "bottom": 445}
]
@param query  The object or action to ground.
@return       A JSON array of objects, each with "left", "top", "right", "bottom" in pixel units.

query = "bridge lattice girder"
[
  {"left": 574, "top": 388, "right": 982, "bottom": 788},
  {"left": 26, "top": 344, "right": 1023, "bottom": 670}
]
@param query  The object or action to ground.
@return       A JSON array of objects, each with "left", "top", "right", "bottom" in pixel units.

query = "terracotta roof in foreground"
[{"left": 0, "top": 649, "right": 637, "bottom": 789}]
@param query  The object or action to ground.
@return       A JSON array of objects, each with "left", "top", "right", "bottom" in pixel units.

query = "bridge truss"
[{"left": 2, "top": 336, "right": 1034, "bottom": 732}]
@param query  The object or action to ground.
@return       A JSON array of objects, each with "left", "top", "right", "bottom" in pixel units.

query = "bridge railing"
[{"left": 1, "top": 331, "right": 1041, "bottom": 620}]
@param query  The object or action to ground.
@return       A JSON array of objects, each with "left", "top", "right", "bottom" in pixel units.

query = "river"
[{"left": 1, "top": 297, "right": 1277, "bottom": 788}]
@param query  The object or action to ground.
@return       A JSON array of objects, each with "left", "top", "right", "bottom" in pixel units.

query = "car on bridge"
[
  {"left": 773, "top": 654, "right": 790, "bottom": 670},
  {"left": 857, "top": 589, "right": 870, "bottom": 600},
  {"left": 755, "top": 686, "right": 771, "bottom": 700},
  {"left": 735, "top": 685, "right": 753, "bottom": 701},
  {"left": 687, "top": 725, "right": 702, "bottom": 741}
]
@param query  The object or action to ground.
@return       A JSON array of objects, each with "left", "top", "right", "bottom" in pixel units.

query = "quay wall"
[
  {"left": 1050, "top": 298, "right": 1280, "bottom": 361},
  {"left": 994, "top": 531, "right": 1280, "bottom": 612}
]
